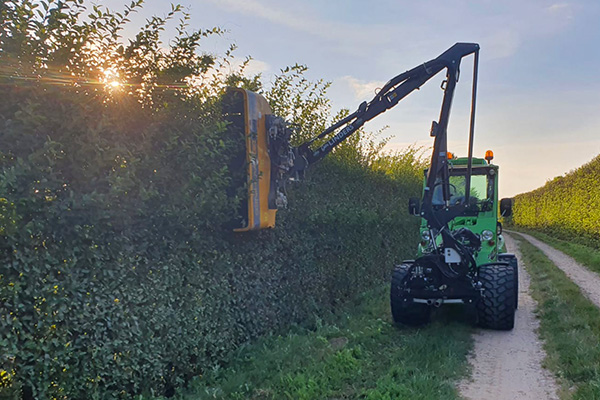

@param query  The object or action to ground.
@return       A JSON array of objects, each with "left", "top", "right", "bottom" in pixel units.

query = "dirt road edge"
[{"left": 458, "top": 233, "right": 559, "bottom": 400}]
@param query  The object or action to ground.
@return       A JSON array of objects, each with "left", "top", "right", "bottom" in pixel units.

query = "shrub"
[{"left": 0, "top": 1, "right": 423, "bottom": 398}]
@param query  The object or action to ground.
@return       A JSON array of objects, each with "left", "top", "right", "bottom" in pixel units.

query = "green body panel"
[{"left": 417, "top": 157, "right": 507, "bottom": 266}]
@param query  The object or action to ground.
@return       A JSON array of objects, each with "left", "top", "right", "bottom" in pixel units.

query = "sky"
[{"left": 102, "top": 0, "right": 600, "bottom": 197}]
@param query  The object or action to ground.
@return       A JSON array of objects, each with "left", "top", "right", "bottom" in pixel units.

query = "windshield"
[{"left": 431, "top": 171, "right": 494, "bottom": 211}]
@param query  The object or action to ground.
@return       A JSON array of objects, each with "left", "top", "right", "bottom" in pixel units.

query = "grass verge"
[
  {"left": 157, "top": 286, "right": 473, "bottom": 400},
  {"left": 511, "top": 228, "right": 600, "bottom": 275},
  {"left": 513, "top": 234, "right": 600, "bottom": 399}
]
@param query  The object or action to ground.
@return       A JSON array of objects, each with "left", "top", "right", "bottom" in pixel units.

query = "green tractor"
[{"left": 393, "top": 152, "right": 518, "bottom": 329}]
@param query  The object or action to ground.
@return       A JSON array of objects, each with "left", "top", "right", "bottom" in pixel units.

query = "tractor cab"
[{"left": 413, "top": 153, "right": 509, "bottom": 265}]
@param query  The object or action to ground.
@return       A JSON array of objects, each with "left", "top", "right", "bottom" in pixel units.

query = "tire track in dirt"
[
  {"left": 458, "top": 233, "right": 559, "bottom": 400},
  {"left": 511, "top": 231, "right": 600, "bottom": 309}
]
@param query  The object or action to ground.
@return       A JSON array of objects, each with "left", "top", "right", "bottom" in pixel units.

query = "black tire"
[
  {"left": 499, "top": 254, "right": 519, "bottom": 309},
  {"left": 477, "top": 264, "right": 516, "bottom": 330},
  {"left": 390, "top": 264, "right": 431, "bottom": 326},
  {"left": 513, "top": 260, "right": 519, "bottom": 309}
]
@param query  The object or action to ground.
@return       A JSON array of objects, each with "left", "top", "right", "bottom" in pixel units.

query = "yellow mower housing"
[{"left": 225, "top": 88, "right": 278, "bottom": 231}]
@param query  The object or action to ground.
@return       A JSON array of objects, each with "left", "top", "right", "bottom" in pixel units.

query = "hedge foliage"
[
  {"left": 0, "top": 1, "right": 424, "bottom": 398},
  {"left": 512, "top": 154, "right": 600, "bottom": 247}
]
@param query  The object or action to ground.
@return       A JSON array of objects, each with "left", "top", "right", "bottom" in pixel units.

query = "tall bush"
[{"left": 0, "top": 1, "right": 423, "bottom": 398}]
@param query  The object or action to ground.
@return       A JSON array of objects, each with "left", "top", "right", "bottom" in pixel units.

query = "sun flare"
[{"left": 100, "top": 67, "right": 123, "bottom": 90}]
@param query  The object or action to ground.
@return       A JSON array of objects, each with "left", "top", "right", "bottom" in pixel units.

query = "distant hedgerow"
[{"left": 512, "top": 155, "right": 600, "bottom": 247}]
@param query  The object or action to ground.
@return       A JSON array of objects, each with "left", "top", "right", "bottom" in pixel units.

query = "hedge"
[
  {"left": 512, "top": 154, "right": 600, "bottom": 247},
  {"left": 0, "top": 1, "right": 423, "bottom": 398}
]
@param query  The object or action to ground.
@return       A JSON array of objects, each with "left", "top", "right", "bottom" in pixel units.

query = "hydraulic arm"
[{"left": 226, "top": 42, "right": 480, "bottom": 232}]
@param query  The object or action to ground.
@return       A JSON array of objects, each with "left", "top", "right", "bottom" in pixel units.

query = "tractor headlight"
[
  {"left": 481, "top": 230, "right": 494, "bottom": 241},
  {"left": 421, "top": 230, "right": 432, "bottom": 242}
]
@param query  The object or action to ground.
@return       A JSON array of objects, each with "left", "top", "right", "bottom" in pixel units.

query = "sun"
[{"left": 100, "top": 67, "right": 123, "bottom": 90}]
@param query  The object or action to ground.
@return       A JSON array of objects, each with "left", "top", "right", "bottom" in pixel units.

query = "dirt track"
[
  {"left": 514, "top": 231, "right": 600, "bottom": 309},
  {"left": 458, "top": 233, "right": 559, "bottom": 400}
]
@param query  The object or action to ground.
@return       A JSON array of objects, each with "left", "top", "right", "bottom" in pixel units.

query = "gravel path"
[
  {"left": 458, "top": 233, "right": 559, "bottom": 400},
  {"left": 510, "top": 231, "right": 600, "bottom": 309}
]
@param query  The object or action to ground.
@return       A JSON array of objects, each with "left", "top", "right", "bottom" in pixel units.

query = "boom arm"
[
  {"left": 292, "top": 42, "right": 480, "bottom": 229},
  {"left": 295, "top": 44, "right": 478, "bottom": 164}
]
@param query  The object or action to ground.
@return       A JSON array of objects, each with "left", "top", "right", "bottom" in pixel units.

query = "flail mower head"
[{"left": 223, "top": 88, "right": 293, "bottom": 231}]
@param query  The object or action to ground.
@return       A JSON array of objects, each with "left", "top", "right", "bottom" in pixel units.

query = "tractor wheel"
[
  {"left": 390, "top": 264, "right": 431, "bottom": 326},
  {"left": 477, "top": 264, "right": 516, "bottom": 330},
  {"left": 499, "top": 254, "right": 519, "bottom": 309},
  {"left": 513, "top": 260, "right": 519, "bottom": 309}
]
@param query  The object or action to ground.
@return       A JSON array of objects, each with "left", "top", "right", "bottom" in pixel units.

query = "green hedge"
[
  {"left": 0, "top": 1, "right": 423, "bottom": 398},
  {"left": 512, "top": 155, "right": 600, "bottom": 247}
]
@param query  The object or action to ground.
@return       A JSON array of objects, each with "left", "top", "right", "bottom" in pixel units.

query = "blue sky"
[{"left": 103, "top": 0, "right": 600, "bottom": 197}]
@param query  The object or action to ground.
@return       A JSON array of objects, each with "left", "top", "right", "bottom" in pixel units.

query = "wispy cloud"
[
  {"left": 339, "top": 76, "right": 386, "bottom": 100},
  {"left": 547, "top": 3, "right": 571, "bottom": 13},
  {"left": 546, "top": 2, "right": 575, "bottom": 20},
  {"left": 204, "top": 0, "right": 401, "bottom": 55},
  {"left": 231, "top": 58, "right": 270, "bottom": 76},
  {"left": 206, "top": 0, "right": 308, "bottom": 33}
]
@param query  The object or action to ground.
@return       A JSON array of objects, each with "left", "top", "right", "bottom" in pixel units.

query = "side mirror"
[
  {"left": 500, "top": 198, "right": 512, "bottom": 217},
  {"left": 408, "top": 197, "right": 421, "bottom": 216}
]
